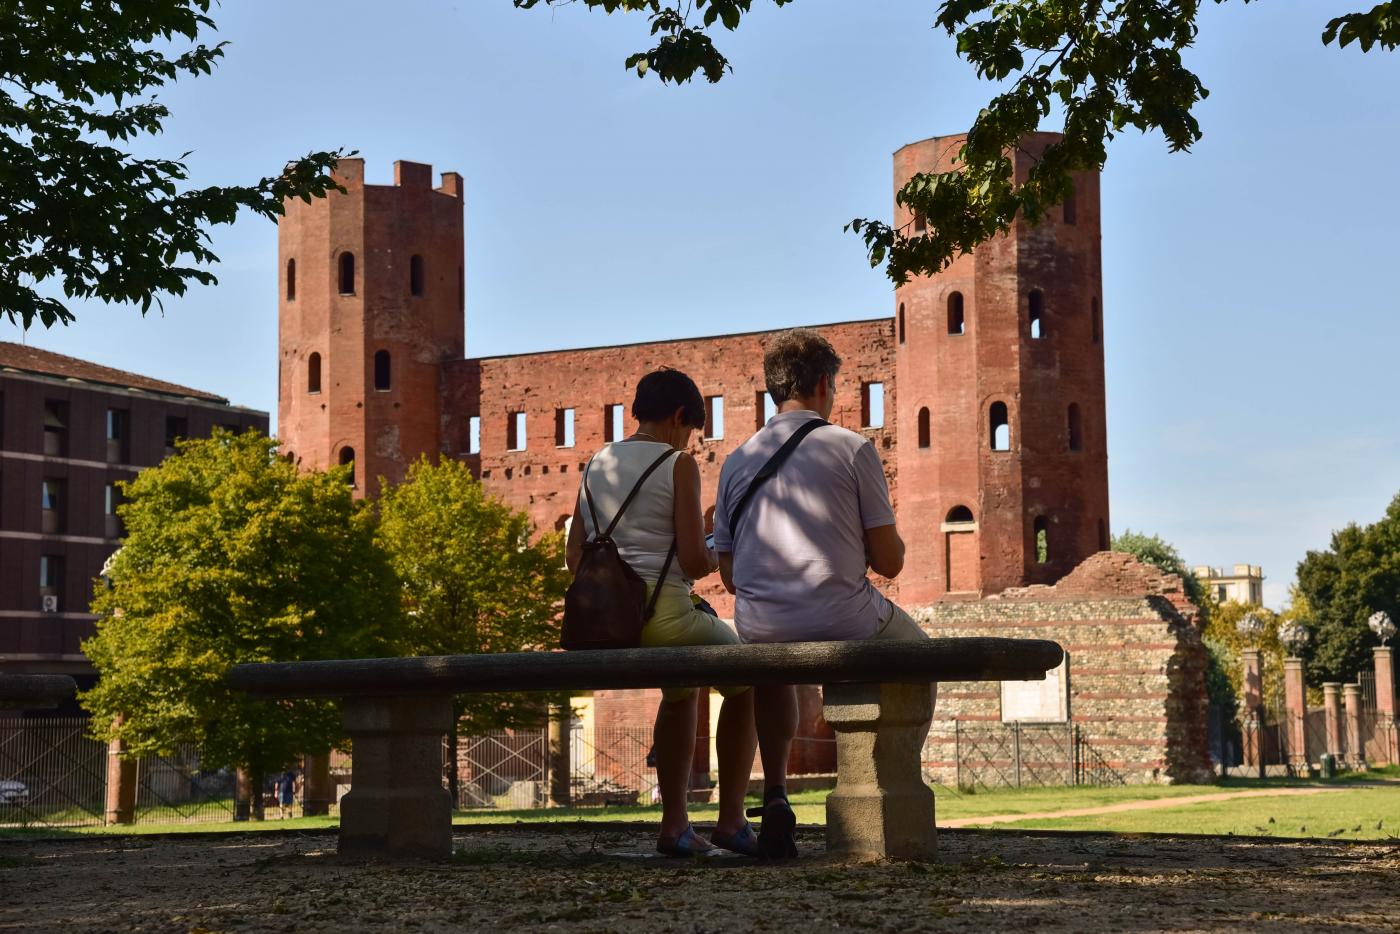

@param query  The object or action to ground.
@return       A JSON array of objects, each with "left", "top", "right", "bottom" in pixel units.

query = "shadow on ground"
[{"left": 3, "top": 825, "right": 1398, "bottom": 931}]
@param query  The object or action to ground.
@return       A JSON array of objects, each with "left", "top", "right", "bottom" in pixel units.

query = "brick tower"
[
  {"left": 893, "top": 133, "right": 1109, "bottom": 602},
  {"left": 277, "top": 159, "right": 465, "bottom": 496}
]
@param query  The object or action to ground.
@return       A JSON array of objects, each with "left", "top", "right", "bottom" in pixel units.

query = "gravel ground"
[{"left": 3, "top": 826, "right": 1399, "bottom": 932}]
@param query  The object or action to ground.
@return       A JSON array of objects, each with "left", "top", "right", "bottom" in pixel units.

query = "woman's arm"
[
  {"left": 672, "top": 452, "right": 717, "bottom": 580},
  {"left": 565, "top": 501, "right": 585, "bottom": 574}
]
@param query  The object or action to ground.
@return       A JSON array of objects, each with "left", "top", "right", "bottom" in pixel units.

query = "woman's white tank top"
[{"left": 576, "top": 440, "right": 687, "bottom": 589}]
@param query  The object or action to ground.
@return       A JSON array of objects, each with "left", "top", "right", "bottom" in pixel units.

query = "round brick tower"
[
  {"left": 277, "top": 159, "right": 465, "bottom": 496},
  {"left": 893, "top": 133, "right": 1109, "bottom": 602}
]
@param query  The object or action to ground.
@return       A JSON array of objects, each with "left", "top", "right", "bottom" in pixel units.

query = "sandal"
[
  {"left": 656, "top": 824, "right": 715, "bottom": 858},
  {"left": 746, "top": 795, "right": 798, "bottom": 860},
  {"left": 710, "top": 819, "right": 760, "bottom": 857}
]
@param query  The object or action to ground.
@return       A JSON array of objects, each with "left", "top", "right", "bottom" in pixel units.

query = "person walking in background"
[
  {"left": 566, "top": 369, "right": 759, "bottom": 857},
  {"left": 712, "top": 329, "right": 932, "bottom": 859},
  {"left": 276, "top": 768, "right": 297, "bottom": 820}
]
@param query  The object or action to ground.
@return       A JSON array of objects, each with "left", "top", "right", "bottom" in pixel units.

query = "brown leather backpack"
[{"left": 561, "top": 448, "right": 678, "bottom": 651}]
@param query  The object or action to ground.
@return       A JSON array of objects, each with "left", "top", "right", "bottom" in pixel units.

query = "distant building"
[
  {"left": 0, "top": 342, "right": 267, "bottom": 695},
  {"left": 1192, "top": 564, "right": 1264, "bottom": 606}
]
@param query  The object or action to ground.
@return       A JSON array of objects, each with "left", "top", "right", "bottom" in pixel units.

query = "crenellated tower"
[
  {"left": 893, "top": 132, "right": 1110, "bottom": 602},
  {"left": 277, "top": 159, "right": 465, "bottom": 496}
]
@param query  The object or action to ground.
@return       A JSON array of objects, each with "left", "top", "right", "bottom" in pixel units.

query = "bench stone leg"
[
  {"left": 822, "top": 682, "right": 935, "bottom": 861},
  {"left": 339, "top": 694, "right": 454, "bottom": 859}
]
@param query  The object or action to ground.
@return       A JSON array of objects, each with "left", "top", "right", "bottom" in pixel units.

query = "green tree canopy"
[
  {"left": 514, "top": 0, "right": 1397, "bottom": 285},
  {"left": 1110, "top": 528, "right": 1207, "bottom": 612},
  {"left": 1, "top": 1, "right": 346, "bottom": 328},
  {"left": 1294, "top": 492, "right": 1400, "bottom": 685},
  {"left": 82, "top": 431, "right": 399, "bottom": 779},
  {"left": 375, "top": 457, "right": 570, "bottom": 735}
]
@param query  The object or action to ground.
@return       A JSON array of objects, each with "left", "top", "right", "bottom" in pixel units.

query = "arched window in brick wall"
[
  {"left": 286, "top": 259, "right": 296, "bottom": 301},
  {"left": 1029, "top": 290, "right": 1045, "bottom": 339},
  {"left": 917, "top": 407, "right": 931, "bottom": 449},
  {"left": 374, "top": 350, "right": 391, "bottom": 391},
  {"left": 947, "top": 292, "right": 965, "bottom": 335},
  {"left": 338, "top": 252, "right": 355, "bottom": 295},
  {"left": 989, "top": 401, "right": 1010, "bottom": 451},
  {"left": 1067, "top": 403, "right": 1082, "bottom": 452},
  {"left": 339, "top": 446, "right": 356, "bottom": 487},
  {"left": 307, "top": 352, "right": 321, "bottom": 394},
  {"left": 898, "top": 303, "right": 905, "bottom": 344},
  {"left": 1034, "top": 516, "right": 1050, "bottom": 563},
  {"left": 410, "top": 255, "right": 425, "bottom": 297},
  {"left": 1091, "top": 297, "right": 1101, "bottom": 344}
]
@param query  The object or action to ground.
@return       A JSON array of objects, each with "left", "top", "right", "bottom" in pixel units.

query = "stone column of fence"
[
  {"left": 103, "top": 732, "right": 137, "bottom": 826},
  {"left": 1241, "top": 648, "right": 1263, "bottom": 775},
  {"left": 1342, "top": 683, "right": 1366, "bottom": 769},
  {"left": 1323, "top": 683, "right": 1343, "bottom": 761},
  {"left": 1374, "top": 647, "right": 1398, "bottom": 766},
  {"left": 302, "top": 753, "right": 333, "bottom": 817},
  {"left": 1284, "top": 657, "right": 1308, "bottom": 770}
]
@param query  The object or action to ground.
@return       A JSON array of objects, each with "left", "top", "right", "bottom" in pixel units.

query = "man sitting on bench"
[{"left": 712, "top": 328, "right": 932, "bottom": 859}]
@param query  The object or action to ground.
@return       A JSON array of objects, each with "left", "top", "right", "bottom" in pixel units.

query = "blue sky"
[{"left": 6, "top": 1, "right": 1398, "bottom": 606}]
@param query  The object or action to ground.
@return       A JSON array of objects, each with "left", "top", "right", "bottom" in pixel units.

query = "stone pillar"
[
  {"left": 1283, "top": 657, "right": 1308, "bottom": 770},
  {"left": 822, "top": 682, "right": 935, "bottom": 861},
  {"left": 302, "top": 753, "right": 333, "bottom": 817},
  {"left": 547, "top": 702, "right": 572, "bottom": 808},
  {"left": 103, "top": 735, "right": 137, "bottom": 826},
  {"left": 1240, "top": 649, "right": 1263, "bottom": 773},
  {"left": 339, "top": 694, "right": 454, "bottom": 859},
  {"left": 1323, "top": 683, "right": 1343, "bottom": 759},
  {"left": 1374, "top": 647, "right": 1398, "bottom": 766},
  {"left": 1342, "top": 683, "right": 1366, "bottom": 769}
]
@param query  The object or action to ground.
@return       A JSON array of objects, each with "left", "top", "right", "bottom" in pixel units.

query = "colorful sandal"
[
  {"left": 710, "top": 820, "right": 760, "bottom": 857},
  {"left": 656, "top": 824, "right": 714, "bottom": 858}
]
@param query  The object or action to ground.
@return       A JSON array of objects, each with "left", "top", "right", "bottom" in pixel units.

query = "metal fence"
[
  {"left": 921, "top": 720, "right": 1125, "bottom": 791},
  {"left": 0, "top": 718, "right": 106, "bottom": 828}
]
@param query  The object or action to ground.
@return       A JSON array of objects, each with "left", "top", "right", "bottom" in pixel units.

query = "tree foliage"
[
  {"left": 1202, "top": 600, "right": 1285, "bottom": 713},
  {"left": 0, "top": 1, "right": 347, "bottom": 328},
  {"left": 1110, "top": 528, "right": 1207, "bottom": 613},
  {"left": 81, "top": 431, "right": 399, "bottom": 778},
  {"left": 375, "top": 457, "right": 570, "bottom": 735},
  {"left": 514, "top": 0, "right": 1396, "bottom": 284},
  {"left": 1294, "top": 492, "right": 1400, "bottom": 685}
]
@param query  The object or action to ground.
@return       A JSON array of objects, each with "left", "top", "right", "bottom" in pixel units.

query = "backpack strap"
[
  {"left": 645, "top": 539, "right": 678, "bottom": 621},
  {"left": 581, "top": 447, "right": 678, "bottom": 540},
  {"left": 728, "top": 417, "right": 828, "bottom": 539}
]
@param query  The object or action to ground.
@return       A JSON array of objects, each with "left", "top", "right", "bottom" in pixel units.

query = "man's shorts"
[
  {"left": 869, "top": 600, "right": 930, "bottom": 642},
  {"left": 641, "top": 583, "right": 750, "bottom": 703}
]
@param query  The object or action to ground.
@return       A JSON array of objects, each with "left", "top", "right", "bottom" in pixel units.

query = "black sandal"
[{"left": 746, "top": 794, "right": 798, "bottom": 860}]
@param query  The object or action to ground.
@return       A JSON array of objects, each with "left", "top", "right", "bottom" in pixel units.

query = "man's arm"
[
  {"left": 565, "top": 502, "right": 585, "bottom": 574},
  {"left": 864, "top": 523, "right": 905, "bottom": 579}
]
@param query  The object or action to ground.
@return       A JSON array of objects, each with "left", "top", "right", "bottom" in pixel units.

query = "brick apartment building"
[{"left": 0, "top": 342, "right": 267, "bottom": 698}]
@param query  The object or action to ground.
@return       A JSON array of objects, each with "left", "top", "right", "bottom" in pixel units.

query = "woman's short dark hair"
[
  {"left": 632, "top": 368, "right": 705, "bottom": 428},
  {"left": 764, "top": 329, "right": 842, "bottom": 403}
]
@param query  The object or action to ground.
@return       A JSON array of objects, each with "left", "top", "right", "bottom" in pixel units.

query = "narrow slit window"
[
  {"left": 704, "top": 396, "right": 725, "bottom": 440},
  {"left": 555, "top": 408, "right": 575, "bottom": 448},
  {"left": 105, "top": 408, "right": 129, "bottom": 463},
  {"left": 1067, "top": 403, "right": 1083, "bottom": 452},
  {"left": 861, "top": 383, "right": 885, "bottom": 429},
  {"left": 164, "top": 415, "right": 187, "bottom": 456},
  {"left": 1034, "top": 516, "right": 1050, "bottom": 564},
  {"left": 339, "top": 446, "right": 355, "bottom": 487},
  {"left": 1029, "top": 290, "right": 1045, "bottom": 339},
  {"left": 308, "top": 352, "right": 322, "bottom": 393},
  {"left": 409, "top": 255, "right": 425, "bottom": 297},
  {"left": 913, "top": 212, "right": 926, "bottom": 233},
  {"left": 373, "top": 350, "right": 391, "bottom": 391},
  {"left": 39, "top": 556, "right": 64, "bottom": 612},
  {"left": 947, "top": 292, "right": 965, "bottom": 335},
  {"left": 41, "top": 478, "right": 66, "bottom": 534},
  {"left": 989, "top": 402, "right": 1010, "bottom": 451},
  {"left": 468, "top": 416, "right": 481, "bottom": 455},
  {"left": 1091, "top": 297, "right": 1101, "bottom": 344},
  {"left": 43, "top": 401, "right": 68, "bottom": 457},
  {"left": 605, "top": 404, "right": 624, "bottom": 443},
  {"left": 338, "top": 252, "right": 355, "bottom": 295},
  {"left": 917, "top": 407, "right": 931, "bottom": 449},
  {"left": 507, "top": 412, "right": 526, "bottom": 451},
  {"left": 458, "top": 265, "right": 465, "bottom": 311},
  {"left": 286, "top": 259, "right": 297, "bottom": 301},
  {"left": 898, "top": 303, "right": 906, "bottom": 344}
]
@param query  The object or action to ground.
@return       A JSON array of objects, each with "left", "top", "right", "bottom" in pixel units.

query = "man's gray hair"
[{"left": 763, "top": 329, "right": 842, "bottom": 404}]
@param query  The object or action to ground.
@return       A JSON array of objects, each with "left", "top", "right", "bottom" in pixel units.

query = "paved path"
[{"left": 940, "top": 786, "right": 1350, "bottom": 828}]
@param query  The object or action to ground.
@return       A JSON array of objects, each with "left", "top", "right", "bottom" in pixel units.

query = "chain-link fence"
[
  {"left": 0, "top": 718, "right": 106, "bottom": 828},
  {"left": 921, "top": 720, "right": 1125, "bottom": 791}
]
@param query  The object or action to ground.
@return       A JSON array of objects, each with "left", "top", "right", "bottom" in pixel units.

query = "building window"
[
  {"left": 338, "top": 252, "right": 355, "bottom": 295},
  {"left": 105, "top": 408, "right": 129, "bottom": 464},
  {"left": 898, "top": 303, "right": 905, "bottom": 344},
  {"left": 755, "top": 390, "right": 776, "bottom": 429},
  {"left": 704, "top": 396, "right": 725, "bottom": 440},
  {"left": 913, "top": 211, "right": 926, "bottom": 233},
  {"left": 989, "top": 401, "right": 1010, "bottom": 451},
  {"left": 164, "top": 416, "right": 187, "bottom": 456},
  {"left": 604, "top": 404, "right": 624, "bottom": 443},
  {"left": 468, "top": 416, "right": 481, "bottom": 455},
  {"left": 308, "top": 352, "right": 322, "bottom": 393},
  {"left": 944, "top": 505, "right": 977, "bottom": 594},
  {"left": 1098, "top": 518, "right": 1108, "bottom": 551},
  {"left": 374, "top": 350, "right": 391, "bottom": 391},
  {"left": 917, "top": 407, "right": 931, "bottom": 449},
  {"left": 946, "top": 505, "right": 974, "bottom": 525},
  {"left": 947, "top": 292, "right": 965, "bottom": 335},
  {"left": 41, "top": 478, "right": 66, "bottom": 534},
  {"left": 105, "top": 483, "right": 121, "bottom": 539},
  {"left": 1062, "top": 183, "right": 1077, "bottom": 225},
  {"left": 1091, "top": 297, "right": 1101, "bottom": 344},
  {"left": 286, "top": 258, "right": 296, "bottom": 301},
  {"left": 1034, "top": 516, "right": 1049, "bottom": 563},
  {"left": 861, "top": 383, "right": 885, "bottom": 429},
  {"left": 39, "top": 555, "right": 64, "bottom": 612},
  {"left": 458, "top": 265, "right": 465, "bottom": 311},
  {"left": 339, "top": 446, "right": 355, "bottom": 487},
  {"left": 555, "top": 408, "right": 575, "bottom": 448},
  {"left": 1029, "top": 290, "right": 1045, "bottom": 339},
  {"left": 1217, "top": 584, "right": 1228, "bottom": 603},
  {"left": 1067, "top": 403, "right": 1083, "bottom": 452},
  {"left": 409, "top": 255, "right": 425, "bottom": 297},
  {"left": 507, "top": 412, "right": 526, "bottom": 451},
  {"left": 43, "top": 400, "right": 68, "bottom": 457}
]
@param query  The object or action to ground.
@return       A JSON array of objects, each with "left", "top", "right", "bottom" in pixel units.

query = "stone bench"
[
  {"left": 228, "top": 637, "right": 1063, "bottom": 860},
  {"left": 0, "top": 674, "right": 77, "bottom": 710}
]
